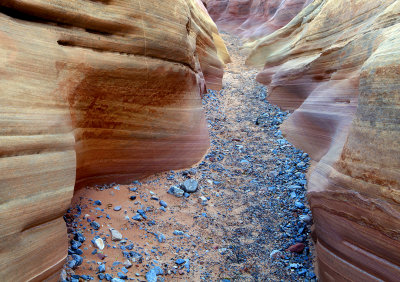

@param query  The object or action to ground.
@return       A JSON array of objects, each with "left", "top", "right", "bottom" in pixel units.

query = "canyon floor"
[{"left": 62, "top": 33, "right": 316, "bottom": 282}]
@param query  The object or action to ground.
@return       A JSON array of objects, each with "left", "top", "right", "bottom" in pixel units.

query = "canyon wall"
[
  {"left": 246, "top": 0, "right": 400, "bottom": 280},
  {"left": 205, "top": 0, "right": 312, "bottom": 38},
  {"left": 0, "top": 1, "right": 229, "bottom": 281}
]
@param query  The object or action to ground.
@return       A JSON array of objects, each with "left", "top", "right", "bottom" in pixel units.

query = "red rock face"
[
  {"left": 205, "top": 0, "right": 312, "bottom": 38},
  {"left": 247, "top": 0, "right": 400, "bottom": 280},
  {"left": 0, "top": 0, "right": 229, "bottom": 280}
]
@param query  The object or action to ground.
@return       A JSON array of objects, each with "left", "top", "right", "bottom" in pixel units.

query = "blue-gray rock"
[
  {"left": 182, "top": 179, "right": 198, "bottom": 193},
  {"left": 72, "top": 254, "right": 83, "bottom": 266},
  {"left": 67, "top": 260, "right": 76, "bottom": 269},
  {"left": 184, "top": 259, "right": 190, "bottom": 273},
  {"left": 173, "top": 230, "right": 184, "bottom": 236},
  {"left": 70, "top": 240, "right": 81, "bottom": 250},
  {"left": 98, "top": 273, "right": 105, "bottom": 280},
  {"left": 94, "top": 200, "right": 102, "bottom": 205},
  {"left": 158, "top": 233, "right": 166, "bottom": 243},
  {"left": 111, "top": 278, "right": 125, "bottom": 282},
  {"left": 132, "top": 214, "right": 142, "bottom": 221},
  {"left": 113, "top": 206, "right": 122, "bottom": 211},
  {"left": 121, "top": 267, "right": 128, "bottom": 274},
  {"left": 117, "top": 272, "right": 127, "bottom": 279},
  {"left": 167, "top": 186, "right": 184, "bottom": 197},
  {"left": 175, "top": 258, "right": 185, "bottom": 265},
  {"left": 288, "top": 185, "right": 302, "bottom": 190},
  {"left": 98, "top": 263, "right": 106, "bottom": 273},
  {"left": 159, "top": 200, "right": 168, "bottom": 208},
  {"left": 299, "top": 214, "right": 312, "bottom": 223},
  {"left": 74, "top": 232, "right": 86, "bottom": 243},
  {"left": 90, "top": 221, "right": 100, "bottom": 230},
  {"left": 130, "top": 251, "right": 143, "bottom": 263},
  {"left": 145, "top": 266, "right": 163, "bottom": 282},
  {"left": 295, "top": 201, "right": 305, "bottom": 209},
  {"left": 198, "top": 196, "right": 208, "bottom": 206},
  {"left": 105, "top": 273, "right": 113, "bottom": 281}
]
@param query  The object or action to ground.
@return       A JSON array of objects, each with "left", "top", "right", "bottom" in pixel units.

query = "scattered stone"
[
  {"left": 173, "top": 230, "right": 184, "bottom": 236},
  {"left": 181, "top": 179, "right": 198, "bottom": 193},
  {"left": 288, "top": 243, "right": 305, "bottom": 253},
  {"left": 158, "top": 233, "right": 166, "bottom": 243},
  {"left": 175, "top": 258, "right": 185, "bottom": 265},
  {"left": 72, "top": 254, "right": 82, "bottom": 266},
  {"left": 109, "top": 228, "right": 123, "bottom": 241},
  {"left": 270, "top": 250, "right": 282, "bottom": 259},
  {"left": 123, "top": 260, "right": 132, "bottom": 268},
  {"left": 290, "top": 263, "right": 302, "bottom": 269},
  {"left": 145, "top": 266, "right": 163, "bottom": 282},
  {"left": 113, "top": 206, "right": 122, "bottom": 211},
  {"left": 94, "top": 238, "right": 105, "bottom": 250},
  {"left": 98, "top": 263, "right": 106, "bottom": 273},
  {"left": 299, "top": 214, "right": 312, "bottom": 223},
  {"left": 129, "top": 195, "right": 137, "bottom": 201},
  {"left": 159, "top": 200, "right": 168, "bottom": 208},
  {"left": 90, "top": 221, "right": 100, "bottom": 230},
  {"left": 132, "top": 214, "right": 142, "bottom": 221},
  {"left": 97, "top": 253, "right": 106, "bottom": 260},
  {"left": 167, "top": 186, "right": 184, "bottom": 197},
  {"left": 198, "top": 196, "right": 208, "bottom": 206},
  {"left": 295, "top": 201, "right": 305, "bottom": 209},
  {"left": 94, "top": 200, "right": 102, "bottom": 205},
  {"left": 60, "top": 269, "right": 67, "bottom": 281}
]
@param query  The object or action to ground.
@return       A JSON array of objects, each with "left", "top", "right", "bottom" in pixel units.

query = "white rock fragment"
[
  {"left": 124, "top": 259, "right": 133, "bottom": 268},
  {"left": 94, "top": 238, "right": 105, "bottom": 250},
  {"left": 199, "top": 196, "right": 208, "bottom": 206},
  {"left": 109, "top": 228, "right": 123, "bottom": 241}
]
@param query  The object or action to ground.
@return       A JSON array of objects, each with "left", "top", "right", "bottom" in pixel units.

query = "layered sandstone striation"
[
  {"left": 205, "top": 0, "right": 312, "bottom": 38},
  {"left": 0, "top": 1, "right": 229, "bottom": 281},
  {"left": 247, "top": 0, "right": 400, "bottom": 280}
]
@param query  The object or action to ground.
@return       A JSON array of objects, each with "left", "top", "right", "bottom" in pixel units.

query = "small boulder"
[
  {"left": 109, "top": 228, "right": 123, "bottom": 241},
  {"left": 181, "top": 179, "right": 198, "bottom": 193},
  {"left": 288, "top": 243, "right": 305, "bottom": 253}
]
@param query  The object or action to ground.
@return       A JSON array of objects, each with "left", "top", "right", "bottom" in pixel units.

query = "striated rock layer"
[
  {"left": 0, "top": 1, "right": 229, "bottom": 281},
  {"left": 247, "top": 0, "right": 400, "bottom": 280},
  {"left": 205, "top": 0, "right": 312, "bottom": 38}
]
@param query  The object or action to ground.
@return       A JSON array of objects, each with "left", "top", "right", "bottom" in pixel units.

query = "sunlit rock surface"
[
  {"left": 247, "top": 0, "right": 400, "bottom": 280},
  {"left": 0, "top": 1, "right": 229, "bottom": 280},
  {"left": 204, "top": 0, "right": 312, "bottom": 38}
]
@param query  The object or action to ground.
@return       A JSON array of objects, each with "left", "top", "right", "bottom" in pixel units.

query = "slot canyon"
[{"left": 0, "top": 0, "right": 399, "bottom": 281}]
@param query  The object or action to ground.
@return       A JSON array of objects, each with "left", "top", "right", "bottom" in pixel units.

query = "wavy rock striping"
[
  {"left": 247, "top": 0, "right": 400, "bottom": 280},
  {"left": 204, "top": 0, "right": 312, "bottom": 38},
  {"left": 0, "top": 1, "right": 229, "bottom": 281}
]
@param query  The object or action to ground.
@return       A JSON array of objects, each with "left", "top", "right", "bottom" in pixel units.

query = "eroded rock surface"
[
  {"left": 205, "top": 0, "right": 312, "bottom": 38},
  {"left": 0, "top": 1, "right": 228, "bottom": 281},
  {"left": 247, "top": 0, "right": 400, "bottom": 280}
]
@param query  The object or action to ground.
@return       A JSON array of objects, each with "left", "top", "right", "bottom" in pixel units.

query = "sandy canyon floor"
[{"left": 62, "top": 33, "right": 316, "bottom": 282}]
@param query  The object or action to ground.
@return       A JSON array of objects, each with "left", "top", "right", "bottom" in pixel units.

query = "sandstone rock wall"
[
  {"left": 0, "top": 1, "right": 229, "bottom": 280},
  {"left": 246, "top": 0, "right": 400, "bottom": 280},
  {"left": 205, "top": 0, "right": 312, "bottom": 38}
]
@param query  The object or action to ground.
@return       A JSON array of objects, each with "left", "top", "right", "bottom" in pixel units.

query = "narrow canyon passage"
[{"left": 63, "top": 33, "right": 315, "bottom": 281}]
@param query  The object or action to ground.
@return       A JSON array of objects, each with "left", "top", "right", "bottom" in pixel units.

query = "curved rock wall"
[
  {"left": 247, "top": 0, "right": 400, "bottom": 280},
  {"left": 0, "top": 1, "right": 229, "bottom": 281},
  {"left": 205, "top": 0, "right": 312, "bottom": 38}
]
